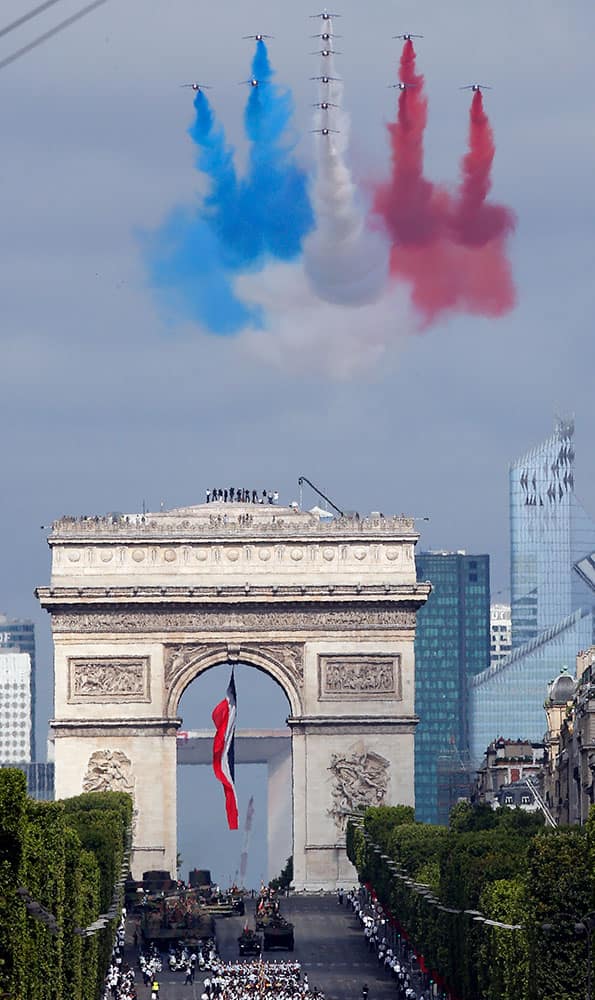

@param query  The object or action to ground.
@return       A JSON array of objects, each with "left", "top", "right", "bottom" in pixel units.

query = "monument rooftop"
[{"left": 48, "top": 502, "right": 417, "bottom": 541}]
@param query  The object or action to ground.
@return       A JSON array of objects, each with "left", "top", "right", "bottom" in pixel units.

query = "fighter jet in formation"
[
  {"left": 388, "top": 82, "right": 416, "bottom": 91},
  {"left": 312, "top": 48, "right": 340, "bottom": 57},
  {"left": 312, "top": 101, "right": 340, "bottom": 109},
  {"left": 460, "top": 83, "right": 491, "bottom": 91},
  {"left": 312, "top": 127, "right": 340, "bottom": 135},
  {"left": 311, "top": 32, "right": 341, "bottom": 41},
  {"left": 180, "top": 83, "right": 211, "bottom": 91},
  {"left": 243, "top": 34, "right": 273, "bottom": 41},
  {"left": 393, "top": 33, "right": 423, "bottom": 40},
  {"left": 310, "top": 75, "right": 341, "bottom": 84},
  {"left": 310, "top": 10, "right": 341, "bottom": 20},
  {"left": 239, "top": 78, "right": 260, "bottom": 87}
]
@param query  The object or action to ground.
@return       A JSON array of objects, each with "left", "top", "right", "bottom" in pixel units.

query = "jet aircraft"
[
  {"left": 243, "top": 34, "right": 273, "bottom": 41},
  {"left": 310, "top": 75, "right": 340, "bottom": 83},
  {"left": 312, "top": 101, "right": 339, "bottom": 109},
  {"left": 310, "top": 10, "right": 341, "bottom": 19},
  {"left": 311, "top": 48, "right": 340, "bottom": 56},
  {"left": 312, "top": 128, "right": 340, "bottom": 135},
  {"left": 180, "top": 83, "right": 211, "bottom": 91},
  {"left": 460, "top": 83, "right": 491, "bottom": 91},
  {"left": 393, "top": 33, "right": 423, "bottom": 40},
  {"left": 311, "top": 32, "right": 341, "bottom": 40},
  {"left": 239, "top": 78, "right": 260, "bottom": 87},
  {"left": 388, "top": 82, "right": 416, "bottom": 91}
]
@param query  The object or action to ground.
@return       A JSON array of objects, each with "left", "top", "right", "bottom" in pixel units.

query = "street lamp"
[{"left": 542, "top": 911, "right": 595, "bottom": 1000}]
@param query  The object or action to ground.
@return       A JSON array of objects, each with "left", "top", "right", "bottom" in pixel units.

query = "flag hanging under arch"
[{"left": 212, "top": 670, "right": 239, "bottom": 830}]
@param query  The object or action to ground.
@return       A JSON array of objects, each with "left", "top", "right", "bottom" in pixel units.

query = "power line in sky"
[
  {"left": 0, "top": 0, "right": 67, "bottom": 41},
  {"left": 0, "top": 0, "right": 109, "bottom": 72}
]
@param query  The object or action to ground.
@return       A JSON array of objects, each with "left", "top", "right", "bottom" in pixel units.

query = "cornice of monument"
[
  {"left": 36, "top": 582, "right": 431, "bottom": 607},
  {"left": 50, "top": 716, "right": 182, "bottom": 737}
]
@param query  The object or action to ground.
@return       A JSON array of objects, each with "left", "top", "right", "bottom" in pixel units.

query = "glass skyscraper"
[
  {"left": 469, "top": 419, "right": 595, "bottom": 766},
  {"left": 415, "top": 552, "right": 490, "bottom": 824},
  {"left": 0, "top": 615, "right": 36, "bottom": 760},
  {"left": 510, "top": 418, "right": 595, "bottom": 646}
]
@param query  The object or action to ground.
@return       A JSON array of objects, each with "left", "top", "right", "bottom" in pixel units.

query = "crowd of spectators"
[
  {"left": 102, "top": 912, "right": 137, "bottom": 1000},
  {"left": 346, "top": 889, "right": 430, "bottom": 1000},
  {"left": 206, "top": 488, "right": 279, "bottom": 505}
]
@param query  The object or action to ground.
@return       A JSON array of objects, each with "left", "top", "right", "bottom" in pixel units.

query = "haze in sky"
[{"left": 1, "top": 0, "right": 594, "bottom": 884}]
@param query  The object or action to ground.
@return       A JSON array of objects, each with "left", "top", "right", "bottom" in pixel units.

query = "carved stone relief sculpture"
[
  {"left": 68, "top": 657, "right": 150, "bottom": 702},
  {"left": 82, "top": 749, "right": 135, "bottom": 796},
  {"left": 328, "top": 741, "right": 389, "bottom": 832},
  {"left": 319, "top": 655, "right": 401, "bottom": 700}
]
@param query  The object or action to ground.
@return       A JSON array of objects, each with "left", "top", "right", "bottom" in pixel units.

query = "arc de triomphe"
[{"left": 37, "top": 502, "right": 430, "bottom": 890}]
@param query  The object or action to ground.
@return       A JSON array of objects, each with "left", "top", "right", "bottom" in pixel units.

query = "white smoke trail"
[
  {"left": 304, "top": 25, "right": 390, "bottom": 305},
  {"left": 237, "top": 261, "right": 412, "bottom": 379}
]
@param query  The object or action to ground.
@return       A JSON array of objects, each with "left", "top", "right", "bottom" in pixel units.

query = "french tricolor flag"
[{"left": 212, "top": 670, "right": 239, "bottom": 830}]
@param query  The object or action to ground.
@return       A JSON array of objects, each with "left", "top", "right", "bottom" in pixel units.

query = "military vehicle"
[
  {"left": 140, "top": 890, "right": 214, "bottom": 947},
  {"left": 262, "top": 916, "right": 294, "bottom": 951},
  {"left": 238, "top": 927, "right": 262, "bottom": 956}
]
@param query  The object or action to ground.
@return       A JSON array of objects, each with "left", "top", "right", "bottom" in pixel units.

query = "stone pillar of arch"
[{"left": 37, "top": 502, "right": 430, "bottom": 890}]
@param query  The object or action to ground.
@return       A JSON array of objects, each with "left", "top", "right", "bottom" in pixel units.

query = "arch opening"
[{"left": 176, "top": 660, "right": 292, "bottom": 890}]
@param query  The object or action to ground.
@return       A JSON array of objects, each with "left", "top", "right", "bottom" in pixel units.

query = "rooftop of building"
[
  {"left": 510, "top": 417, "right": 575, "bottom": 470},
  {"left": 48, "top": 501, "right": 417, "bottom": 540},
  {"left": 546, "top": 670, "right": 577, "bottom": 706}
]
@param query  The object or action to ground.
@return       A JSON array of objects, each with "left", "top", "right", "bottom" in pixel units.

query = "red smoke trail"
[
  {"left": 452, "top": 90, "right": 516, "bottom": 248},
  {"left": 373, "top": 43, "right": 516, "bottom": 327},
  {"left": 374, "top": 40, "right": 449, "bottom": 247}
]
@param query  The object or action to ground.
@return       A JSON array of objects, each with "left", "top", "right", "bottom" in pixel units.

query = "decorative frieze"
[
  {"left": 319, "top": 654, "right": 401, "bottom": 700},
  {"left": 68, "top": 657, "right": 150, "bottom": 703},
  {"left": 52, "top": 605, "right": 417, "bottom": 634}
]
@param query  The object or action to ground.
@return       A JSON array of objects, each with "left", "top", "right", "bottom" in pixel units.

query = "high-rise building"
[
  {"left": 510, "top": 418, "right": 595, "bottom": 646},
  {"left": 0, "top": 652, "right": 33, "bottom": 764},
  {"left": 0, "top": 762, "right": 54, "bottom": 800},
  {"left": 415, "top": 552, "right": 491, "bottom": 824},
  {"left": 490, "top": 604, "right": 512, "bottom": 667},
  {"left": 469, "top": 419, "right": 595, "bottom": 766},
  {"left": 0, "top": 615, "right": 36, "bottom": 759}
]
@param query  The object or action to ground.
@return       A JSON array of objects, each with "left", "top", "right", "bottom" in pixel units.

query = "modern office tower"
[
  {"left": 490, "top": 604, "right": 512, "bottom": 667},
  {"left": 0, "top": 762, "right": 54, "bottom": 800},
  {"left": 415, "top": 552, "right": 491, "bottom": 824},
  {"left": 0, "top": 615, "right": 36, "bottom": 759},
  {"left": 0, "top": 652, "right": 32, "bottom": 764},
  {"left": 469, "top": 419, "right": 595, "bottom": 766},
  {"left": 510, "top": 418, "right": 595, "bottom": 647}
]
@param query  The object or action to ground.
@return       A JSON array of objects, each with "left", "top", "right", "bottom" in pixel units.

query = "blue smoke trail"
[
  {"left": 145, "top": 46, "right": 312, "bottom": 335},
  {"left": 238, "top": 41, "right": 314, "bottom": 263},
  {"left": 144, "top": 90, "right": 261, "bottom": 334}
]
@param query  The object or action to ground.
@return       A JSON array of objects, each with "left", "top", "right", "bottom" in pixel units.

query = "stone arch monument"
[{"left": 37, "top": 501, "right": 430, "bottom": 890}]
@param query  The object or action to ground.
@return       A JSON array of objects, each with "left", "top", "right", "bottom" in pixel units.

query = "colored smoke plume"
[
  {"left": 304, "top": 35, "right": 389, "bottom": 305},
  {"left": 373, "top": 41, "right": 516, "bottom": 326},
  {"left": 240, "top": 40, "right": 313, "bottom": 264},
  {"left": 238, "top": 262, "right": 411, "bottom": 379},
  {"left": 452, "top": 90, "right": 516, "bottom": 248},
  {"left": 145, "top": 43, "right": 311, "bottom": 334}
]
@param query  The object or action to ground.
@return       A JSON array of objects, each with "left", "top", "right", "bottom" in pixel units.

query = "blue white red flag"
[{"left": 212, "top": 670, "right": 239, "bottom": 830}]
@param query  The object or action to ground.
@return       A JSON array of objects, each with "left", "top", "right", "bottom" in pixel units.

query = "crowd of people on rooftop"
[{"left": 206, "top": 488, "right": 279, "bottom": 505}]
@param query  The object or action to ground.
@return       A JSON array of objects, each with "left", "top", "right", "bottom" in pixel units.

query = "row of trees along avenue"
[
  {"left": 347, "top": 803, "right": 595, "bottom": 1000},
  {"left": 0, "top": 768, "right": 132, "bottom": 1000}
]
